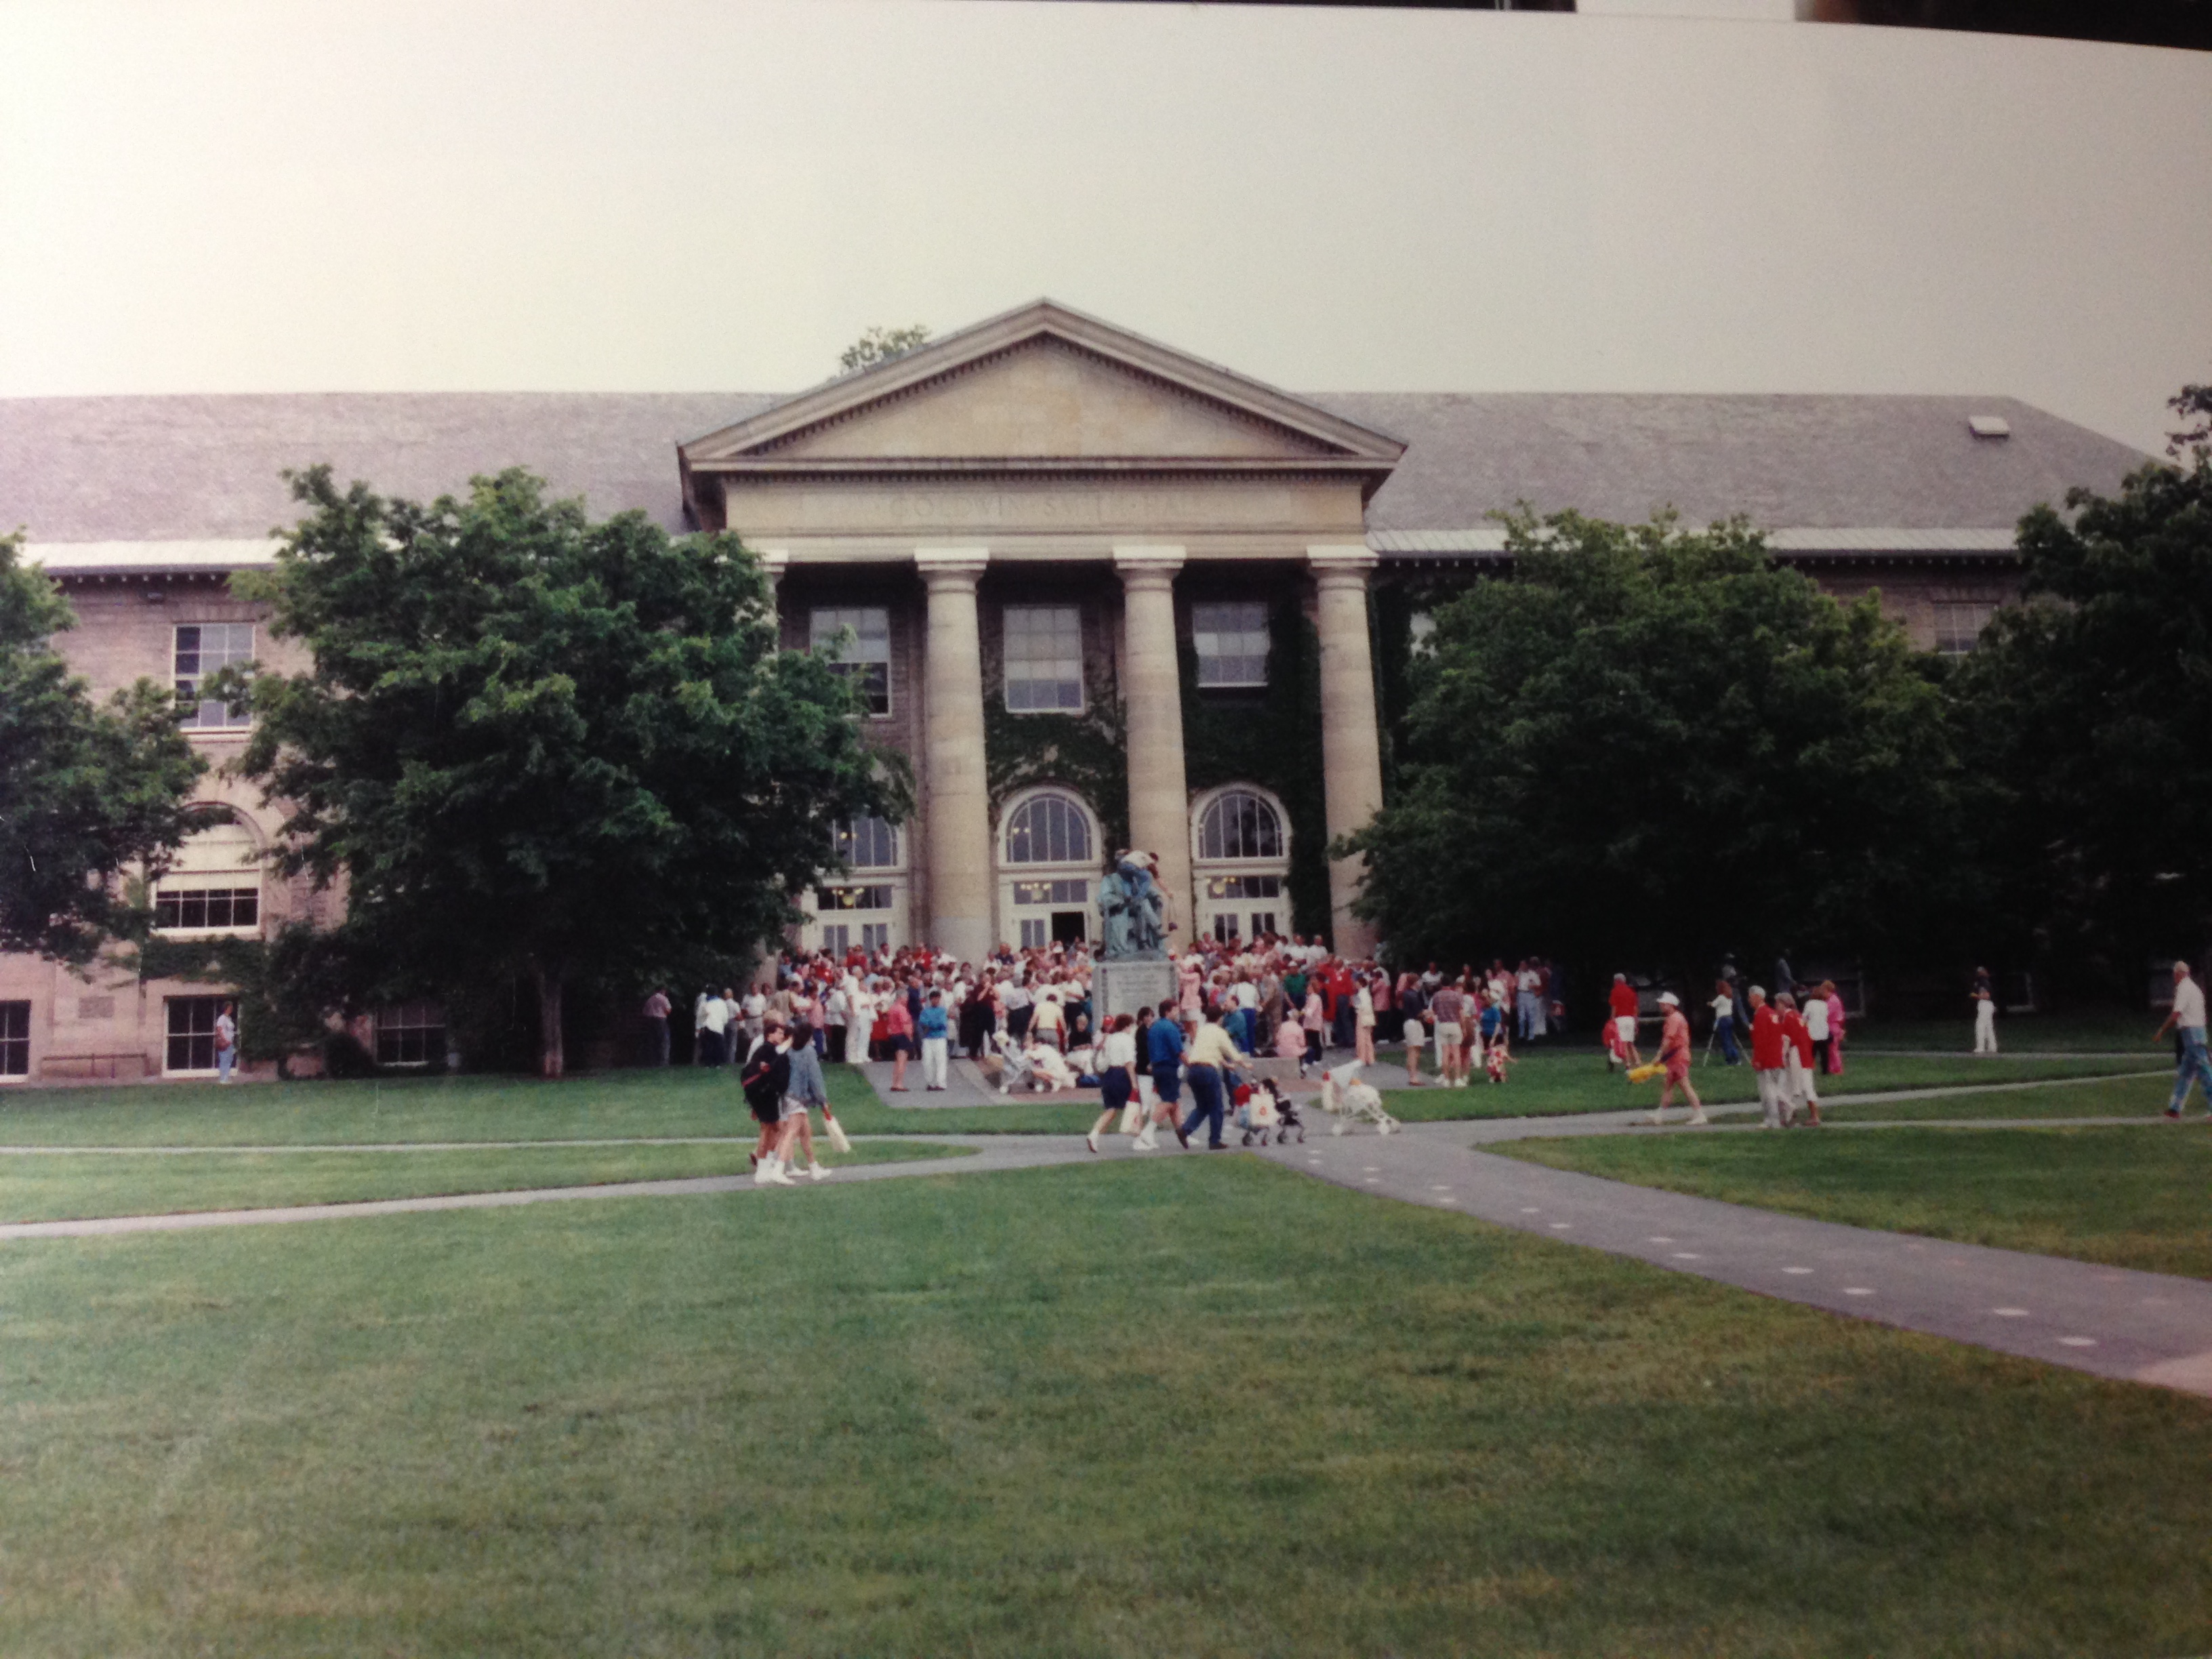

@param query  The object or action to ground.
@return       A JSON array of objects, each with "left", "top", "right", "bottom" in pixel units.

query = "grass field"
[
  {"left": 1811, "top": 1071, "right": 2179, "bottom": 1123},
  {"left": 1831, "top": 1009, "right": 2159, "bottom": 1053},
  {"left": 1374, "top": 1050, "right": 2156, "bottom": 1122},
  {"left": 0, "top": 1051, "right": 2158, "bottom": 1146},
  {"left": 0, "top": 1139, "right": 966, "bottom": 1225},
  {"left": 4, "top": 1155, "right": 2209, "bottom": 1657},
  {"left": 1496, "top": 1107, "right": 2212, "bottom": 1279}
]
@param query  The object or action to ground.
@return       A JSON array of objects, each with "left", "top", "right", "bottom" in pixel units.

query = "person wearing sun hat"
[{"left": 1647, "top": 991, "right": 1708, "bottom": 1128}]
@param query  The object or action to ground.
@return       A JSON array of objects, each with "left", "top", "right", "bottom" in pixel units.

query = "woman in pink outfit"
[{"left": 1823, "top": 980, "right": 1847, "bottom": 1075}]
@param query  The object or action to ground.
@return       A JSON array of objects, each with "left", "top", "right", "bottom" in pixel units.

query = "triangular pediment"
[{"left": 680, "top": 301, "right": 1406, "bottom": 472}]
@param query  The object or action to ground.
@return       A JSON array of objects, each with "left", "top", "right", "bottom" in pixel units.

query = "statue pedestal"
[{"left": 1096, "top": 960, "right": 1177, "bottom": 1025}]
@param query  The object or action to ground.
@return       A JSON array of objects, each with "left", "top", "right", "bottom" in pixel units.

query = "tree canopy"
[
  {"left": 0, "top": 535, "right": 204, "bottom": 963},
  {"left": 1953, "top": 430, "right": 2212, "bottom": 983},
  {"left": 234, "top": 467, "right": 905, "bottom": 1076},
  {"left": 1345, "top": 512, "right": 1967, "bottom": 987},
  {"left": 838, "top": 324, "right": 930, "bottom": 375}
]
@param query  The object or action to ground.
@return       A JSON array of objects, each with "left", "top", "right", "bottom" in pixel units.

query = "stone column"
[
  {"left": 916, "top": 548, "right": 993, "bottom": 964},
  {"left": 1309, "top": 546, "right": 1385, "bottom": 960},
  {"left": 1113, "top": 546, "right": 1192, "bottom": 946}
]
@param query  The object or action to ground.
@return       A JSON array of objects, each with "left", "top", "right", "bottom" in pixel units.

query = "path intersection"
[{"left": 1, "top": 1066, "right": 2206, "bottom": 1398}]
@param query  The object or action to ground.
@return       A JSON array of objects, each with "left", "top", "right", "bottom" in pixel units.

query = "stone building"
[{"left": 0, "top": 300, "right": 2146, "bottom": 1081}]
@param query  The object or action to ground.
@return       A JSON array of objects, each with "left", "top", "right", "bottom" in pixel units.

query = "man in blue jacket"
[{"left": 1147, "top": 1000, "right": 1187, "bottom": 1146}]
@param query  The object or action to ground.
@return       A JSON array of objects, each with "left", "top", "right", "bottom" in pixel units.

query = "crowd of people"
[
  {"left": 651, "top": 936, "right": 1576, "bottom": 1097},
  {"left": 636, "top": 937, "right": 2212, "bottom": 1161}
]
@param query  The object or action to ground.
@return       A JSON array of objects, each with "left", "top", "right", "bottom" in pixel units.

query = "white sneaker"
[
  {"left": 807, "top": 1162, "right": 831, "bottom": 1181},
  {"left": 1649, "top": 1111, "right": 1665, "bottom": 1126},
  {"left": 1132, "top": 1130, "right": 1157, "bottom": 1151},
  {"left": 756, "top": 1160, "right": 794, "bottom": 1187},
  {"left": 1689, "top": 1112, "right": 1709, "bottom": 1126}
]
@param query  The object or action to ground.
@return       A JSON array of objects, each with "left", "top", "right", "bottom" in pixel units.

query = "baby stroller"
[
  {"left": 1235, "top": 1078, "right": 1305, "bottom": 1145},
  {"left": 991, "top": 1030, "right": 1039, "bottom": 1097},
  {"left": 1318, "top": 1063, "right": 1401, "bottom": 1136}
]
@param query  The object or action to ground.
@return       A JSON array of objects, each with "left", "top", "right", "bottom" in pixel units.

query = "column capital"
[
  {"left": 1113, "top": 544, "right": 1186, "bottom": 587},
  {"left": 1307, "top": 544, "right": 1379, "bottom": 583},
  {"left": 914, "top": 546, "right": 989, "bottom": 588},
  {"left": 758, "top": 548, "right": 790, "bottom": 583}
]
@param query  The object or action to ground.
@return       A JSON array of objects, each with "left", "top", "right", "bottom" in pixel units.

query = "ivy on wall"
[
  {"left": 981, "top": 651, "right": 1131, "bottom": 855},
  {"left": 1179, "top": 592, "right": 1331, "bottom": 939}
]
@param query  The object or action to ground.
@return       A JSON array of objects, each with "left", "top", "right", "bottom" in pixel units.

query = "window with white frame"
[
  {"left": 818, "top": 884, "right": 895, "bottom": 912},
  {"left": 165, "top": 996, "right": 221, "bottom": 1073},
  {"left": 1192, "top": 601, "right": 1269, "bottom": 688},
  {"left": 0, "top": 1002, "right": 27, "bottom": 1078},
  {"left": 832, "top": 816, "right": 900, "bottom": 869},
  {"left": 809, "top": 607, "right": 892, "bottom": 715},
  {"left": 153, "top": 819, "right": 262, "bottom": 935},
  {"left": 1197, "top": 791, "right": 1284, "bottom": 861},
  {"left": 173, "top": 623, "right": 255, "bottom": 729},
  {"left": 1002, "top": 605, "right": 1084, "bottom": 712},
  {"left": 1003, "top": 792, "right": 1093, "bottom": 865},
  {"left": 375, "top": 1003, "right": 446, "bottom": 1067},
  {"left": 1933, "top": 601, "right": 1998, "bottom": 655}
]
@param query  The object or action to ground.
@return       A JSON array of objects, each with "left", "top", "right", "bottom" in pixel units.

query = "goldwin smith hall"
[{"left": 1, "top": 301, "right": 2146, "bottom": 1082}]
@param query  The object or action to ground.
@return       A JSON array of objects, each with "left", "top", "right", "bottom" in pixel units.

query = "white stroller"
[
  {"left": 992, "top": 1030, "right": 1039, "bottom": 1097},
  {"left": 1318, "top": 1063, "right": 1401, "bottom": 1136}
]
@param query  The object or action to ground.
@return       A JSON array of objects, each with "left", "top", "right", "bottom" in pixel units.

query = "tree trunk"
[{"left": 533, "top": 964, "right": 565, "bottom": 1080}]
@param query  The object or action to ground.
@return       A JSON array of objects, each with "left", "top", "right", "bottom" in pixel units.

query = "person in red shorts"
[
  {"left": 1647, "top": 990, "right": 1708, "bottom": 1126},
  {"left": 1607, "top": 972, "right": 1644, "bottom": 1070}
]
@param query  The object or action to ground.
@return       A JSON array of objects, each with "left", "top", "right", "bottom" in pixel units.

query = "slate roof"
[
  {"left": 1, "top": 388, "right": 2148, "bottom": 550},
  {"left": 1315, "top": 392, "right": 2148, "bottom": 534}
]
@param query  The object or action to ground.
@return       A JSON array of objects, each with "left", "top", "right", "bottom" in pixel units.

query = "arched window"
[
  {"left": 834, "top": 816, "right": 900, "bottom": 869},
  {"left": 1197, "top": 790, "right": 1283, "bottom": 861},
  {"left": 152, "top": 814, "right": 262, "bottom": 933},
  {"left": 1003, "top": 792, "right": 1093, "bottom": 865}
]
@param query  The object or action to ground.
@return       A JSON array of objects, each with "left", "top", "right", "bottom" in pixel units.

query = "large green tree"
[
  {"left": 1345, "top": 512, "right": 1968, "bottom": 987},
  {"left": 1953, "top": 405, "right": 2212, "bottom": 987},
  {"left": 0, "top": 534, "right": 204, "bottom": 962},
  {"left": 235, "top": 468, "right": 904, "bottom": 1076}
]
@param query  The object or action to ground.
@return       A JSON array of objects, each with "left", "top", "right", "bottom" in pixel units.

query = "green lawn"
[
  {"left": 1, "top": 1158, "right": 2207, "bottom": 1656},
  {"left": 1495, "top": 1111, "right": 2212, "bottom": 1279},
  {"left": 0, "top": 1054, "right": 2165, "bottom": 1149},
  {"left": 1838, "top": 1009, "right": 2160, "bottom": 1053},
  {"left": 0, "top": 1065, "right": 1111, "bottom": 1144},
  {"left": 1374, "top": 1050, "right": 2157, "bottom": 1122},
  {"left": 1813, "top": 1072, "right": 2178, "bottom": 1123},
  {"left": 0, "top": 1139, "right": 966, "bottom": 1225}
]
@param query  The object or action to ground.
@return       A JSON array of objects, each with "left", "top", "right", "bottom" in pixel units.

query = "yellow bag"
[{"left": 1626, "top": 1061, "right": 1664, "bottom": 1084}]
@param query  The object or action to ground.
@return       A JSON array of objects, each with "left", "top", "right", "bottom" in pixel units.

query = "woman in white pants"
[{"left": 1972, "top": 971, "right": 1999, "bottom": 1054}]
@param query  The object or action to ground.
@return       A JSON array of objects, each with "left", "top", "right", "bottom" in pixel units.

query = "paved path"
[
  {"left": 1238, "top": 1116, "right": 2212, "bottom": 1398},
  {"left": 0, "top": 1136, "right": 1084, "bottom": 1241},
  {"left": 7, "top": 1082, "right": 2210, "bottom": 1399}
]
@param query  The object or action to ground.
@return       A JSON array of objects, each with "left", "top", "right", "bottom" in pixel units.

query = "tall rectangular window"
[
  {"left": 375, "top": 1003, "right": 446, "bottom": 1067},
  {"left": 1933, "top": 602, "right": 1997, "bottom": 655},
  {"left": 0, "top": 1002, "right": 28, "bottom": 1078},
  {"left": 173, "top": 624, "right": 255, "bottom": 729},
  {"left": 165, "top": 996, "right": 220, "bottom": 1073},
  {"left": 819, "top": 924, "right": 851, "bottom": 957},
  {"left": 861, "top": 922, "right": 890, "bottom": 953},
  {"left": 809, "top": 607, "right": 891, "bottom": 716},
  {"left": 1192, "top": 602, "right": 1269, "bottom": 688},
  {"left": 1003, "top": 605, "right": 1084, "bottom": 712}
]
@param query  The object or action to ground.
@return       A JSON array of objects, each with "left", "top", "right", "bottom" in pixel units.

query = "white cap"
[{"left": 1658, "top": 991, "right": 1679, "bottom": 1007}]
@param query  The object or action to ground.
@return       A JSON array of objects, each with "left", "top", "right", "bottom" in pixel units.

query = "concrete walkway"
[
  {"left": 6, "top": 1080, "right": 2210, "bottom": 1399},
  {"left": 1242, "top": 1114, "right": 2212, "bottom": 1398},
  {"left": 0, "top": 1136, "right": 1082, "bottom": 1241}
]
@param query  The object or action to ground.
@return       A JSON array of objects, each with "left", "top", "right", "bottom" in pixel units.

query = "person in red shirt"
[
  {"left": 1776, "top": 991, "right": 1822, "bottom": 1127},
  {"left": 1607, "top": 973, "right": 1643, "bottom": 1070},
  {"left": 1647, "top": 991, "right": 1708, "bottom": 1126},
  {"left": 1748, "top": 985, "right": 1791, "bottom": 1128}
]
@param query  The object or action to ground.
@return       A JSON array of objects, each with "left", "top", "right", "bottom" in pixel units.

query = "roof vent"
[{"left": 1967, "top": 415, "right": 2011, "bottom": 439}]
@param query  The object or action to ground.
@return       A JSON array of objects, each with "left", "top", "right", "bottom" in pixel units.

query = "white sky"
[{"left": 1, "top": 0, "right": 2206, "bottom": 453}]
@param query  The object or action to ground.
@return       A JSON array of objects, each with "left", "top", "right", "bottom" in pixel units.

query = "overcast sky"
[{"left": 1, "top": 0, "right": 2205, "bottom": 454}]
